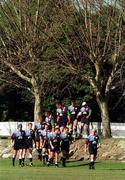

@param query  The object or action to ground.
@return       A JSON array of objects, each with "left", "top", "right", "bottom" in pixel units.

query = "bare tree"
[
  {"left": 0, "top": 0, "right": 69, "bottom": 122},
  {"left": 56, "top": 0, "right": 125, "bottom": 137}
]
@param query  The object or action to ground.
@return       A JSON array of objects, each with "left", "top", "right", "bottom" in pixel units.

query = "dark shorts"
[
  {"left": 77, "top": 116, "right": 81, "bottom": 122},
  {"left": 35, "top": 132, "right": 40, "bottom": 141},
  {"left": 24, "top": 140, "right": 33, "bottom": 149},
  {"left": 58, "top": 121, "right": 67, "bottom": 127},
  {"left": 89, "top": 144, "right": 97, "bottom": 156},
  {"left": 51, "top": 143, "right": 60, "bottom": 153},
  {"left": 43, "top": 142, "right": 51, "bottom": 149},
  {"left": 61, "top": 141, "right": 69, "bottom": 152},
  {"left": 13, "top": 143, "right": 24, "bottom": 150},
  {"left": 70, "top": 114, "right": 77, "bottom": 123},
  {"left": 58, "top": 117, "right": 67, "bottom": 127},
  {"left": 81, "top": 117, "right": 90, "bottom": 125}
]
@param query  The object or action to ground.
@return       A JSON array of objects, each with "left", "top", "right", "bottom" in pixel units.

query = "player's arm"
[
  {"left": 11, "top": 134, "right": 14, "bottom": 142},
  {"left": 32, "top": 131, "right": 36, "bottom": 147},
  {"left": 86, "top": 108, "right": 92, "bottom": 119},
  {"left": 56, "top": 112, "right": 60, "bottom": 123},
  {"left": 11, "top": 132, "right": 16, "bottom": 148},
  {"left": 34, "top": 124, "right": 37, "bottom": 131},
  {"left": 84, "top": 138, "right": 88, "bottom": 153},
  {"left": 97, "top": 136, "right": 101, "bottom": 148},
  {"left": 38, "top": 130, "right": 43, "bottom": 148},
  {"left": 49, "top": 139, "right": 54, "bottom": 150},
  {"left": 67, "top": 111, "right": 71, "bottom": 124},
  {"left": 60, "top": 135, "right": 63, "bottom": 147},
  {"left": 42, "top": 138, "right": 45, "bottom": 148},
  {"left": 77, "top": 111, "right": 82, "bottom": 119},
  {"left": 50, "top": 118, "right": 55, "bottom": 127}
]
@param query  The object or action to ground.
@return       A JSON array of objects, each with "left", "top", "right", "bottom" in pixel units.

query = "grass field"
[{"left": 0, "top": 159, "right": 125, "bottom": 180}]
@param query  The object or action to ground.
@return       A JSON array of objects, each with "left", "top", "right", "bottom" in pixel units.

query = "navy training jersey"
[
  {"left": 87, "top": 134, "right": 100, "bottom": 145},
  {"left": 25, "top": 129, "right": 35, "bottom": 140},
  {"left": 12, "top": 129, "right": 25, "bottom": 144},
  {"left": 68, "top": 105, "right": 78, "bottom": 115}
]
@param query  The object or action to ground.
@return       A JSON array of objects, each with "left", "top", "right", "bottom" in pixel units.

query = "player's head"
[
  {"left": 55, "top": 101, "right": 62, "bottom": 108},
  {"left": 45, "top": 111, "right": 50, "bottom": 117},
  {"left": 28, "top": 122, "right": 33, "bottom": 130},
  {"left": 44, "top": 124, "right": 49, "bottom": 130},
  {"left": 82, "top": 101, "right": 87, "bottom": 107},
  {"left": 18, "top": 124, "right": 22, "bottom": 130},
  {"left": 55, "top": 126, "right": 60, "bottom": 133},
  {"left": 60, "top": 126, "right": 64, "bottom": 133},
  {"left": 91, "top": 128, "right": 97, "bottom": 135},
  {"left": 64, "top": 127, "right": 69, "bottom": 133},
  {"left": 71, "top": 100, "right": 76, "bottom": 106}
]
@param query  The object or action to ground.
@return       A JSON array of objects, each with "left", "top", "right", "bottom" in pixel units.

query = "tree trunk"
[
  {"left": 31, "top": 77, "right": 42, "bottom": 123},
  {"left": 97, "top": 97, "right": 111, "bottom": 138},
  {"left": 34, "top": 87, "right": 42, "bottom": 123}
]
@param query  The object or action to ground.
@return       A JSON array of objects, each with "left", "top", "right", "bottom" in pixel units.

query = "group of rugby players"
[{"left": 11, "top": 100, "right": 100, "bottom": 169}]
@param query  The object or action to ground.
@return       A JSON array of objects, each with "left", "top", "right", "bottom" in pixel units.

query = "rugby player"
[
  {"left": 44, "top": 111, "right": 55, "bottom": 129},
  {"left": 22, "top": 122, "right": 35, "bottom": 166},
  {"left": 68, "top": 100, "right": 79, "bottom": 140},
  {"left": 84, "top": 129, "right": 100, "bottom": 169},
  {"left": 56, "top": 102, "right": 68, "bottom": 127},
  {"left": 11, "top": 124, "right": 25, "bottom": 167},
  {"left": 34, "top": 117, "right": 43, "bottom": 160},
  {"left": 49, "top": 127, "right": 61, "bottom": 167},
  {"left": 60, "top": 127, "right": 71, "bottom": 167},
  {"left": 77, "top": 102, "right": 92, "bottom": 137},
  {"left": 40, "top": 124, "right": 50, "bottom": 165}
]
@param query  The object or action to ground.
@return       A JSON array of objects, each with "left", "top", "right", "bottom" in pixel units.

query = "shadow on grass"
[
  {"left": 32, "top": 160, "right": 100, "bottom": 168},
  {"left": 67, "top": 163, "right": 88, "bottom": 168},
  {"left": 33, "top": 161, "right": 88, "bottom": 168},
  {"left": 108, "top": 168, "right": 125, "bottom": 171},
  {"left": 67, "top": 161, "right": 100, "bottom": 168},
  {"left": 67, "top": 158, "right": 85, "bottom": 163}
]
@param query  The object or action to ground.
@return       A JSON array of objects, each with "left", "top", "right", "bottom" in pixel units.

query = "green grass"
[{"left": 0, "top": 159, "right": 125, "bottom": 180}]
